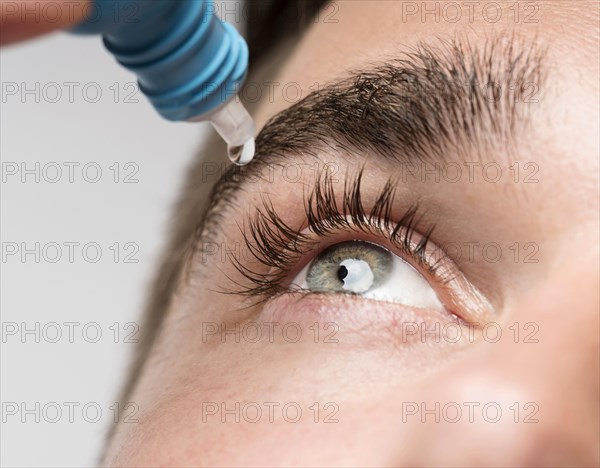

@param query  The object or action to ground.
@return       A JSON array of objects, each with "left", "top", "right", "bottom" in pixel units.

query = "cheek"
[
  {"left": 106, "top": 348, "right": 524, "bottom": 467},
  {"left": 105, "top": 389, "right": 402, "bottom": 466},
  {"left": 107, "top": 281, "right": 498, "bottom": 466}
]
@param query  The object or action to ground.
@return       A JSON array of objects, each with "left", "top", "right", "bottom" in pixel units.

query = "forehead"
[{"left": 255, "top": 1, "right": 599, "bottom": 126}]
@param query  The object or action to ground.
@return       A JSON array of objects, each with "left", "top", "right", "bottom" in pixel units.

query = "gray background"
[{"left": 1, "top": 24, "right": 216, "bottom": 466}]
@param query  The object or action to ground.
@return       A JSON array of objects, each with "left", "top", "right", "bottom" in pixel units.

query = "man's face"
[{"left": 105, "top": 1, "right": 599, "bottom": 465}]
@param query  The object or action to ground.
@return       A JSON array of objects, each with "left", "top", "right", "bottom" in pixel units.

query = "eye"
[{"left": 291, "top": 240, "right": 444, "bottom": 310}]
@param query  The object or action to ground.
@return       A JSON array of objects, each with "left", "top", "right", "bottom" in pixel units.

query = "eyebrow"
[{"left": 195, "top": 35, "right": 545, "bottom": 247}]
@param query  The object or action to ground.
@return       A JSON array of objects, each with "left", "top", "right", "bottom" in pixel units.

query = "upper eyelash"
[{"left": 220, "top": 167, "right": 447, "bottom": 303}]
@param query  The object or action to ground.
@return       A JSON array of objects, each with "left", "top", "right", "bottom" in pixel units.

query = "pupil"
[{"left": 337, "top": 265, "right": 348, "bottom": 282}]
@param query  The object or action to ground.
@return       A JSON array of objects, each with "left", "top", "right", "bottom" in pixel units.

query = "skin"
[
  {"left": 0, "top": 0, "right": 91, "bottom": 45},
  {"left": 102, "top": 1, "right": 598, "bottom": 466},
  {"left": 5, "top": 0, "right": 598, "bottom": 466}
]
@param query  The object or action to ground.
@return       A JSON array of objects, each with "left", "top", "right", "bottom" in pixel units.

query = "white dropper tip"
[
  {"left": 227, "top": 137, "right": 255, "bottom": 165},
  {"left": 207, "top": 98, "right": 256, "bottom": 166}
]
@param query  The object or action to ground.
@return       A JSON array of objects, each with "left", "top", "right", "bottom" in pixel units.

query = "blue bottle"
[{"left": 73, "top": 0, "right": 256, "bottom": 164}]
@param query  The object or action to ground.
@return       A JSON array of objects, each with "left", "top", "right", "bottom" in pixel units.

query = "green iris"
[{"left": 305, "top": 241, "right": 393, "bottom": 294}]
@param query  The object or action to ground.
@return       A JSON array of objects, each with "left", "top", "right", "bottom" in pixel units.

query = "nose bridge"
[
  {"left": 398, "top": 256, "right": 599, "bottom": 466},
  {"left": 465, "top": 255, "right": 600, "bottom": 464},
  {"left": 501, "top": 255, "right": 596, "bottom": 370},
  {"left": 493, "top": 254, "right": 599, "bottom": 410}
]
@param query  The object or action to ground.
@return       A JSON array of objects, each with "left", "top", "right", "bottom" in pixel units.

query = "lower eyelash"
[{"left": 221, "top": 167, "right": 446, "bottom": 304}]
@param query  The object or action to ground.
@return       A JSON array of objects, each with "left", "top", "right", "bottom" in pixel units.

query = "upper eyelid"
[{"left": 218, "top": 168, "right": 444, "bottom": 300}]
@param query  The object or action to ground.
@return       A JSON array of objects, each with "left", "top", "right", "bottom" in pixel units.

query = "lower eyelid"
[{"left": 258, "top": 291, "right": 484, "bottom": 351}]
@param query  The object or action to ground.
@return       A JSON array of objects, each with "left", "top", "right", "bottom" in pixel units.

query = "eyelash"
[{"left": 222, "top": 167, "right": 450, "bottom": 304}]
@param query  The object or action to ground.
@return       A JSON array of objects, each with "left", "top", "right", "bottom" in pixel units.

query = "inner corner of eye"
[{"left": 289, "top": 240, "right": 444, "bottom": 310}]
